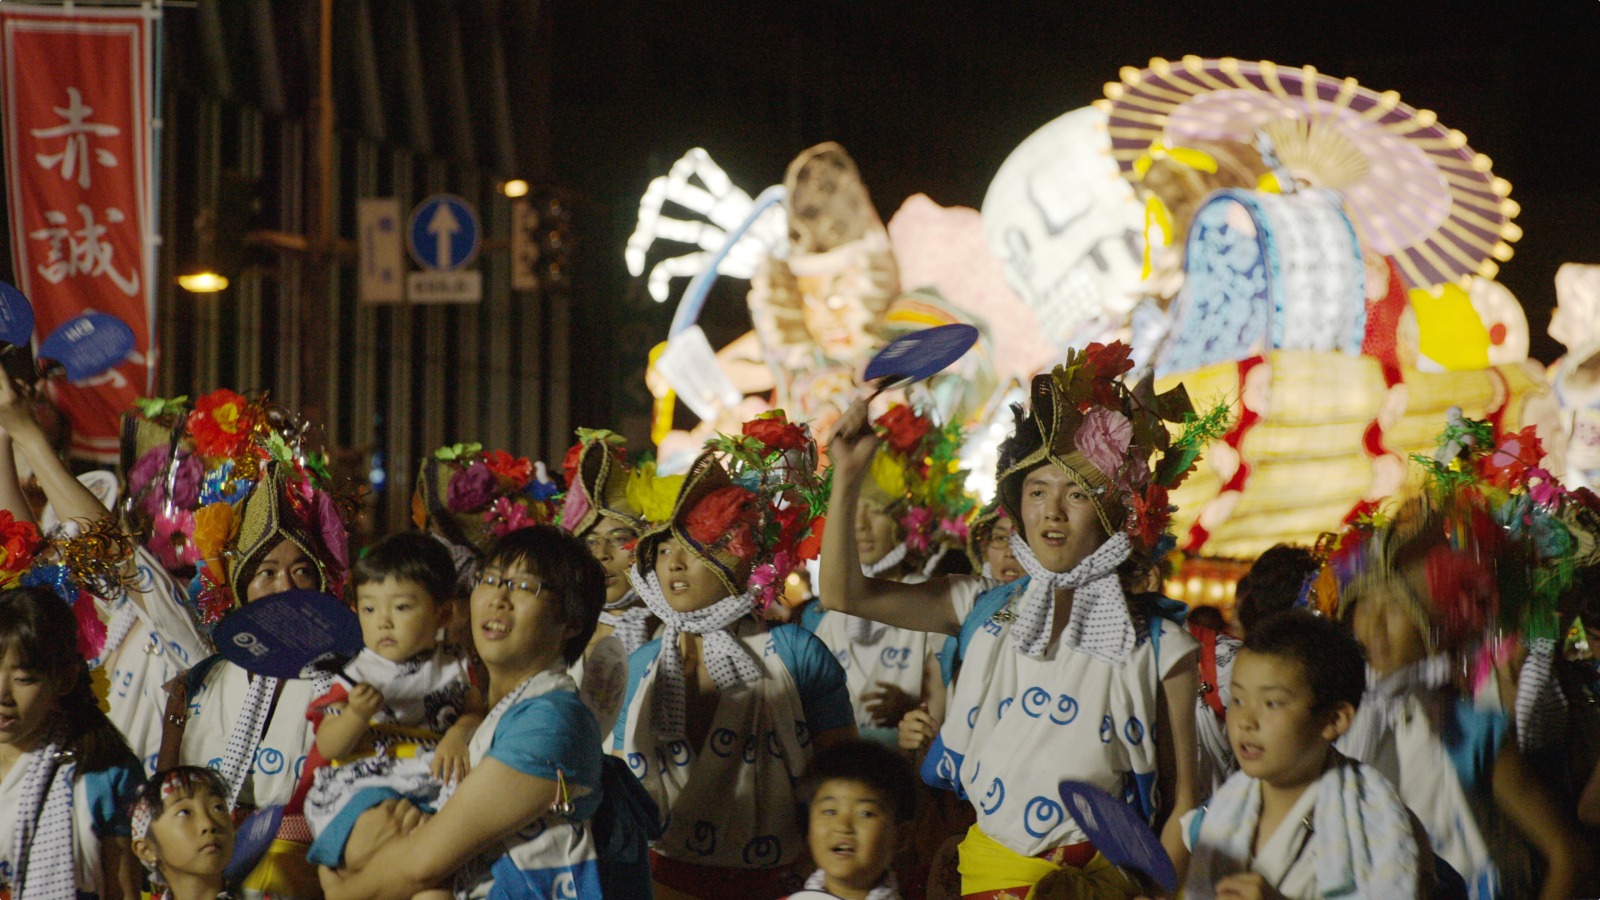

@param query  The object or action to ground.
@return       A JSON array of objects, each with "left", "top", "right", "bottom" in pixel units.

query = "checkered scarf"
[
  {"left": 12, "top": 737, "right": 77, "bottom": 900},
  {"left": 599, "top": 590, "right": 653, "bottom": 655},
  {"left": 1007, "top": 531, "right": 1134, "bottom": 663},
  {"left": 629, "top": 568, "right": 762, "bottom": 742}
]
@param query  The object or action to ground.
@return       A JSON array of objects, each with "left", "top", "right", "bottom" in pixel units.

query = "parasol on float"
[{"left": 1097, "top": 56, "right": 1520, "bottom": 290}]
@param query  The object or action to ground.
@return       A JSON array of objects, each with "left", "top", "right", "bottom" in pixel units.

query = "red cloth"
[{"left": 650, "top": 850, "right": 793, "bottom": 899}]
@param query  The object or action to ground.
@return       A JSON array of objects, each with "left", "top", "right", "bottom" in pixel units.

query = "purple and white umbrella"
[{"left": 1098, "top": 56, "right": 1520, "bottom": 290}]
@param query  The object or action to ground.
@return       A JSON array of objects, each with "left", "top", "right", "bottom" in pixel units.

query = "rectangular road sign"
[{"left": 407, "top": 270, "right": 482, "bottom": 303}]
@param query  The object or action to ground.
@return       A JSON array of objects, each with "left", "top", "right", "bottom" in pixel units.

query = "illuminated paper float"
[{"left": 1158, "top": 350, "right": 1556, "bottom": 559}]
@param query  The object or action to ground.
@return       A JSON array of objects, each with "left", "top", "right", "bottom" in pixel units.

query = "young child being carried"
[
  {"left": 302, "top": 532, "right": 485, "bottom": 877},
  {"left": 785, "top": 739, "right": 920, "bottom": 900},
  {"left": 1182, "top": 611, "right": 1430, "bottom": 900}
]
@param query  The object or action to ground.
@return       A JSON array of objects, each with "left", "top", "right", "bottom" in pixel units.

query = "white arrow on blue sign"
[{"left": 407, "top": 194, "right": 480, "bottom": 271}]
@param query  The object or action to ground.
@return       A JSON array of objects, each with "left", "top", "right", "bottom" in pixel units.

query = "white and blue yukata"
[
  {"left": 1338, "top": 664, "right": 1523, "bottom": 899},
  {"left": 1182, "top": 753, "right": 1426, "bottom": 900},
  {"left": 616, "top": 617, "right": 853, "bottom": 872},
  {"left": 451, "top": 668, "right": 608, "bottom": 899},
  {"left": 812, "top": 573, "right": 934, "bottom": 747},
  {"left": 923, "top": 574, "right": 1196, "bottom": 857},
  {"left": 0, "top": 745, "right": 144, "bottom": 898},
  {"left": 94, "top": 546, "right": 212, "bottom": 775},
  {"left": 179, "top": 657, "right": 318, "bottom": 812}
]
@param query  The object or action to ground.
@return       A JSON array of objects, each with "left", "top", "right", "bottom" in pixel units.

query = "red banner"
[{"left": 0, "top": 5, "right": 156, "bottom": 462}]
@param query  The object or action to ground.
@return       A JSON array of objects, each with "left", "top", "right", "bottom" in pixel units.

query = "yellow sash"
[{"left": 957, "top": 824, "right": 1137, "bottom": 900}]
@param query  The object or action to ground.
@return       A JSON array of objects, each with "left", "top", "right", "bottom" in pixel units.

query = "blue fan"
[
  {"left": 37, "top": 313, "right": 135, "bottom": 382},
  {"left": 213, "top": 589, "right": 362, "bottom": 680},
  {"left": 0, "top": 282, "right": 35, "bottom": 347},
  {"left": 1058, "top": 780, "right": 1177, "bottom": 893},
  {"left": 861, "top": 323, "right": 977, "bottom": 398},
  {"left": 224, "top": 804, "right": 284, "bottom": 885}
]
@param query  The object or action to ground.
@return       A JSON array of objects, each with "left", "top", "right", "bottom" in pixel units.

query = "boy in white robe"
[{"left": 1183, "top": 611, "right": 1430, "bottom": 900}]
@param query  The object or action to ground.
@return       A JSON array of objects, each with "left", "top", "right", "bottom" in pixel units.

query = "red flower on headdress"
[
  {"left": 743, "top": 414, "right": 810, "bottom": 454},
  {"left": 875, "top": 405, "right": 932, "bottom": 456},
  {"left": 484, "top": 449, "right": 533, "bottom": 490},
  {"left": 1081, "top": 342, "right": 1135, "bottom": 409},
  {"left": 1127, "top": 483, "right": 1170, "bottom": 551},
  {"left": 1479, "top": 425, "right": 1544, "bottom": 491},
  {"left": 797, "top": 516, "right": 826, "bottom": 561},
  {"left": 561, "top": 442, "right": 584, "bottom": 489},
  {"left": 0, "top": 510, "right": 40, "bottom": 578},
  {"left": 685, "top": 486, "right": 762, "bottom": 561},
  {"left": 187, "top": 389, "right": 257, "bottom": 459}
]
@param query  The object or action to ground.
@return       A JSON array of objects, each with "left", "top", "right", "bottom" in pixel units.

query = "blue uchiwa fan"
[
  {"left": 37, "top": 312, "right": 136, "bottom": 382},
  {"left": 1058, "top": 779, "right": 1177, "bottom": 893},
  {"left": 0, "top": 282, "right": 35, "bottom": 347},
  {"left": 212, "top": 589, "right": 363, "bottom": 679},
  {"left": 862, "top": 323, "right": 979, "bottom": 398},
  {"left": 224, "top": 803, "right": 284, "bottom": 885}
]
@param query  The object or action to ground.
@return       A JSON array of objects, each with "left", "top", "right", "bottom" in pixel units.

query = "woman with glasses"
[{"left": 319, "top": 524, "right": 647, "bottom": 900}]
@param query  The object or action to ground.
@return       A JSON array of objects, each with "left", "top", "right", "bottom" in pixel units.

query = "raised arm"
[
  {"left": 0, "top": 434, "right": 35, "bottom": 524},
  {"left": 819, "top": 399, "right": 961, "bottom": 636},
  {"left": 0, "top": 376, "right": 106, "bottom": 526}
]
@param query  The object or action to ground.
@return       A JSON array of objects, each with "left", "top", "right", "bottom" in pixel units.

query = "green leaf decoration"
[{"left": 434, "top": 442, "right": 483, "bottom": 462}]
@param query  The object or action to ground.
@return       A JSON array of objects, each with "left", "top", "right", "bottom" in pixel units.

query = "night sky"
[{"left": 547, "top": 1, "right": 1600, "bottom": 427}]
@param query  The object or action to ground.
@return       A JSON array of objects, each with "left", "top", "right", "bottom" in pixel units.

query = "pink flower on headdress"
[
  {"left": 314, "top": 490, "right": 349, "bottom": 573},
  {"left": 1075, "top": 407, "right": 1133, "bottom": 482},
  {"left": 151, "top": 509, "right": 199, "bottom": 570},
  {"left": 901, "top": 506, "right": 935, "bottom": 553},
  {"left": 939, "top": 516, "right": 970, "bottom": 543},
  {"left": 447, "top": 462, "right": 499, "bottom": 512},
  {"left": 559, "top": 484, "right": 591, "bottom": 533},
  {"left": 487, "top": 496, "right": 535, "bottom": 537},
  {"left": 131, "top": 447, "right": 204, "bottom": 516},
  {"left": 748, "top": 561, "right": 780, "bottom": 611}
]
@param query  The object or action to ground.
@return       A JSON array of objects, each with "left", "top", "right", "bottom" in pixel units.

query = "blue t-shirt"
[
  {"left": 490, "top": 690, "right": 603, "bottom": 821},
  {"left": 615, "top": 621, "right": 853, "bottom": 750}
]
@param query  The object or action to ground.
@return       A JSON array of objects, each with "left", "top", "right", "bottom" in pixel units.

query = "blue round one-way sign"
[{"left": 408, "top": 194, "right": 480, "bottom": 271}]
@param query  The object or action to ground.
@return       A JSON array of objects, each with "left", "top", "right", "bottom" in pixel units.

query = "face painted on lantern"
[
  {"left": 583, "top": 521, "right": 639, "bottom": 605},
  {"left": 1348, "top": 582, "right": 1430, "bottom": 678},
  {"left": 247, "top": 538, "right": 321, "bottom": 601},
  {"left": 856, "top": 497, "right": 902, "bottom": 569},
  {"left": 654, "top": 537, "right": 737, "bottom": 613},
  {"left": 801, "top": 283, "right": 882, "bottom": 366},
  {"left": 1018, "top": 464, "right": 1106, "bottom": 573}
]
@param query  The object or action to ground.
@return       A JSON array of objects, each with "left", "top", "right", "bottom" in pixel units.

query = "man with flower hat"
[
  {"left": 823, "top": 342, "right": 1216, "bottom": 899},
  {"left": 615, "top": 412, "right": 855, "bottom": 899},
  {"left": 812, "top": 403, "right": 972, "bottom": 748}
]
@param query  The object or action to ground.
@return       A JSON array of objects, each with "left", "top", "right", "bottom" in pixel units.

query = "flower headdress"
[
  {"left": 414, "top": 442, "right": 561, "bottom": 554},
  {"left": 634, "top": 411, "right": 828, "bottom": 610},
  {"left": 119, "top": 396, "right": 205, "bottom": 571},
  {"left": 175, "top": 389, "right": 355, "bottom": 624},
  {"left": 864, "top": 403, "right": 976, "bottom": 556},
  {"left": 995, "top": 341, "right": 1229, "bottom": 556},
  {"left": 0, "top": 510, "right": 42, "bottom": 589}
]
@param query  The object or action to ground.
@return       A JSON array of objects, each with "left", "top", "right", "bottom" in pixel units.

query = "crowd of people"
[{"left": 0, "top": 339, "right": 1598, "bottom": 900}]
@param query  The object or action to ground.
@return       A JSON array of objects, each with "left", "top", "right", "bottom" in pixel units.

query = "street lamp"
[{"left": 177, "top": 271, "right": 229, "bottom": 293}]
